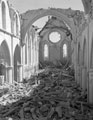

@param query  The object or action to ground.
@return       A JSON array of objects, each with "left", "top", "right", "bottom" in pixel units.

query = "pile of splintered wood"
[
  {"left": 0, "top": 79, "right": 38, "bottom": 106},
  {"left": 0, "top": 67, "right": 93, "bottom": 120}
]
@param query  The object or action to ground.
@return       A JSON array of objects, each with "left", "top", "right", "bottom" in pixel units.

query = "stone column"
[
  {"left": 88, "top": 69, "right": 93, "bottom": 104},
  {"left": 6, "top": 66, "right": 13, "bottom": 84}
]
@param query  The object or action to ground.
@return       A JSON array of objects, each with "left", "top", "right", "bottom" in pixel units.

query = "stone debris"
[
  {"left": 0, "top": 67, "right": 93, "bottom": 120},
  {"left": 0, "top": 79, "right": 38, "bottom": 106}
]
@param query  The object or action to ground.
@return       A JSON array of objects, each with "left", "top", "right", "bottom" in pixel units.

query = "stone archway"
[
  {"left": 0, "top": 40, "right": 11, "bottom": 66},
  {"left": 14, "top": 45, "right": 21, "bottom": 82},
  {"left": 0, "top": 40, "right": 11, "bottom": 83},
  {"left": 21, "top": 9, "right": 76, "bottom": 45}
]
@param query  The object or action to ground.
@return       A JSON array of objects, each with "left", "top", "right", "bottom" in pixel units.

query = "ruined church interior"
[{"left": 0, "top": 0, "right": 93, "bottom": 120}]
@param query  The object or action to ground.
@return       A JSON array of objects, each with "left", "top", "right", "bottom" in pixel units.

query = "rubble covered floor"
[{"left": 0, "top": 67, "right": 93, "bottom": 120}]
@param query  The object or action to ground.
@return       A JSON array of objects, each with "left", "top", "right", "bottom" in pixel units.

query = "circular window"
[{"left": 49, "top": 31, "right": 61, "bottom": 43}]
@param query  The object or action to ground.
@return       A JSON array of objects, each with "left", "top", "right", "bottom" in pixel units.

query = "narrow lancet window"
[
  {"left": 63, "top": 44, "right": 67, "bottom": 58},
  {"left": 2, "top": 2, "right": 6, "bottom": 29},
  {"left": 44, "top": 44, "right": 48, "bottom": 58}
]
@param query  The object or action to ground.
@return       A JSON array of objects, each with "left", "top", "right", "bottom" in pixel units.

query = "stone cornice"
[{"left": 0, "top": 28, "right": 20, "bottom": 39}]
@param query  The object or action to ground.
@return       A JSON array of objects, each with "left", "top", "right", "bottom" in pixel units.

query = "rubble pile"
[
  {"left": 0, "top": 80, "right": 38, "bottom": 106},
  {"left": 0, "top": 67, "right": 93, "bottom": 120}
]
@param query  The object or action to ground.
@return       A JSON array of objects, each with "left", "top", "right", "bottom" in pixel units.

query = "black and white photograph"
[{"left": 0, "top": 0, "right": 93, "bottom": 120}]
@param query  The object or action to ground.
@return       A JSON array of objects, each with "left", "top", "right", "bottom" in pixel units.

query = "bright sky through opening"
[{"left": 9, "top": 0, "right": 84, "bottom": 13}]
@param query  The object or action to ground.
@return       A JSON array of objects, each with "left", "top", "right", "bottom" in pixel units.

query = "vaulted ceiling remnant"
[
  {"left": 20, "top": 8, "right": 86, "bottom": 45},
  {"left": 20, "top": 8, "right": 76, "bottom": 45}
]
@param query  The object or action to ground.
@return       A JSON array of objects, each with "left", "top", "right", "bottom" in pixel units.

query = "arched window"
[
  {"left": 2, "top": 2, "right": 6, "bottom": 29},
  {"left": 63, "top": 44, "right": 67, "bottom": 58},
  {"left": 14, "top": 14, "right": 19, "bottom": 36},
  {"left": 16, "top": 15, "right": 19, "bottom": 36},
  {"left": 14, "top": 15, "right": 16, "bottom": 35},
  {"left": 44, "top": 44, "right": 48, "bottom": 58}
]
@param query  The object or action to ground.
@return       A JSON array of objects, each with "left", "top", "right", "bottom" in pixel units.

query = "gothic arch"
[
  {"left": 1, "top": 0, "right": 11, "bottom": 32},
  {"left": 0, "top": 40, "right": 11, "bottom": 82},
  {"left": 14, "top": 44, "right": 21, "bottom": 81},
  {"left": 15, "top": 13, "right": 20, "bottom": 36},
  {"left": 0, "top": 40, "right": 11, "bottom": 66},
  {"left": 14, "top": 13, "right": 20, "bottom": 36},
  {"left": 21, "top": 9, "right": 76, "bottom": 45}
]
